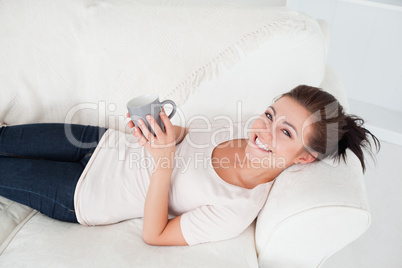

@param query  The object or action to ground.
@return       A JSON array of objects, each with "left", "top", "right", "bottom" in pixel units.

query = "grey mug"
[{"left": 126, "top": 94, "right": 177, "bottom": 137}]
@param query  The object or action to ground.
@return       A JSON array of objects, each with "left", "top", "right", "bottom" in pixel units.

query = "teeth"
[{"left": 255, "top": 136, "right": 271, "bottom": 152}]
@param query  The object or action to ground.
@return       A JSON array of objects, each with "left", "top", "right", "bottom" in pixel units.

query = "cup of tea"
[{"left": 126, "top": 94, "right": 177, "bottom": 136}]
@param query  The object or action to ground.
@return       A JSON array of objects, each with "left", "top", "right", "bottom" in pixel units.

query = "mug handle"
[{"left": 160, "top": 99, "right": 176, "bottom": 119}]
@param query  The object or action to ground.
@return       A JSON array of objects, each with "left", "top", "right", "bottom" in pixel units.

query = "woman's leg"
[
  {"left": 0, "top": 157, "right": 83, "bottom": 223},
  {"left": 0, "top": 123, "right": 107, "bottom": 164}
]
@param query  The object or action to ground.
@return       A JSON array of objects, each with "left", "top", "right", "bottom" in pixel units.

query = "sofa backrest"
[{"left": 0, "top": 0, "right": 327, "bottom": 133}]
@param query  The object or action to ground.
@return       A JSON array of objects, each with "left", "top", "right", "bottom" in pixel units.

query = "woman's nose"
[
  {"left": 265, "top": 130, "right": 274, "bottom": 143},
  {"left": 260, "top": 124, "right": 273, "bottom": 141},
  {"left": 263, "top": 121, "right": 276, "bottom": 146}
]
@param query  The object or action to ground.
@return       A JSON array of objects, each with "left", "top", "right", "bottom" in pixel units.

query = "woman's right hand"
[
  {"left": 126, "top": 111, "right": 176, "bottom": 170},
  {"left": 126, "top": 112, "right": 188, "bottom": 146}
]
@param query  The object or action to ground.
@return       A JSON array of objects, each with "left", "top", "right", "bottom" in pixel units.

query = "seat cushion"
[
  {"left": 0, "top": 211, "right": 259, "bottom": 267},
  {"left": 0, "top": 196, "right": 36, "bottom": 255}
]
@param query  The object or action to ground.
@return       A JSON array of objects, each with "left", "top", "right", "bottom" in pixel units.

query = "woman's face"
[{"left": 245, "top": 96, "right": 316, "bottom": 169}]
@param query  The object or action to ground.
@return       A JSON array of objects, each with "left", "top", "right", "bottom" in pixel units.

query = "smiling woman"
[
  {"left": 244, "top": 95, "right": 316, "bottom": 177},
  {"left": 0, "top": 85, "right": 380, "bottom": 247}
]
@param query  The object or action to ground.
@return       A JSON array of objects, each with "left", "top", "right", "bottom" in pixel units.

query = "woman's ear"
[{"left": 297, "top": 151, "right": 317, "bottom": 164}]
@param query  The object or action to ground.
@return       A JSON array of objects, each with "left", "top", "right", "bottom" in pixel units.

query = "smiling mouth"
[{"left": 254, "top": 134, "right": 272, "bottom": 153}]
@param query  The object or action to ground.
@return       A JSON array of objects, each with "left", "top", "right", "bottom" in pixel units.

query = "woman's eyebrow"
[
  {"left": 269, "top": 106, "right": 276, "bottom": 116},
  {"left": 283, "top": 121, "right": 298, "bottom": 136},
  {"left": 269, "top": 106, "right": 298, "bottom": 136}
]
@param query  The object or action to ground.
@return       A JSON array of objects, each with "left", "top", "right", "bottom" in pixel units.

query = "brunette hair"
[{"left": 280, "top": 85, "right": 380, "bottom": 173}]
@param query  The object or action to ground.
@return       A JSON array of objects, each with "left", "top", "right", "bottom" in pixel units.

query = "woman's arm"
[
  {"left": 129, "top": 111, "right": 188, "bottom": 246},
  {"left": 142, "top": 167, "right": 187, "bottom": 245}
]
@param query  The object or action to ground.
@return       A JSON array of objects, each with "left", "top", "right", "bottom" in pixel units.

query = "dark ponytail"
[
  {"left": 337, "top": 115, "right": 380, "bottom": 173},
  {"left": 281, "top": 85, "right": 380, "bottom": 173}
]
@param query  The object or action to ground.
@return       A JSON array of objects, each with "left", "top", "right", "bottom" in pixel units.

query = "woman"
[{"left": 0, "top": 85, "right": 380, "bottom": 246}]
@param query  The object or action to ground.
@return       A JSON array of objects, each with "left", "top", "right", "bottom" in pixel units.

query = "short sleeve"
[{"left": 180, "top": 201, "right": 261, "bottom": 246}]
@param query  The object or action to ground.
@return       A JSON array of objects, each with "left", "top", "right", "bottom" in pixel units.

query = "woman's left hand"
[{"left": 129, "top": 110, "right": 176, "bottom": 170}]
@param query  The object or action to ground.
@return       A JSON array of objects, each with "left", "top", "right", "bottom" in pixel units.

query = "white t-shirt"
[{"left": 74, "top": 121, "right": 274, "bottom": 246}]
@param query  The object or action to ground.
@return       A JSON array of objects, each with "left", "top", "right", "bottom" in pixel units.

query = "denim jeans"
[{"left": 0, "top": 123, "right": 107, "bottom": 223}]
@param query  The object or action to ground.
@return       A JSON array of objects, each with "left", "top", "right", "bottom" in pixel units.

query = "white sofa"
[{"left": 0, "top": 1, "right": 370, "bottom": 267}]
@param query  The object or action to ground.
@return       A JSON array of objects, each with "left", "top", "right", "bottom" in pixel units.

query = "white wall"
[
  {"left": 287, "top": 0, "right": 402, "bottom": 112},
  {"left": 287, "top": 0, "right": 402, "bottom": 145}
]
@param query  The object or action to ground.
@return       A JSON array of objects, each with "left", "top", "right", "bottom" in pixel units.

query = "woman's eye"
[
  {"left": 282, "top": 129, "right": 291, "bottom": 138},
  {"left": 265, "top": 112, "right": 272, "bottom": 121}
]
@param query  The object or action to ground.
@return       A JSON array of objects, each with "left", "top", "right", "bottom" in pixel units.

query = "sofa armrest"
[
  {"left": 255, "top": 149, "right": 371, "bottom": 268},
  {"left": 257, "top": 206, "right": 370, "bottom": 268}
]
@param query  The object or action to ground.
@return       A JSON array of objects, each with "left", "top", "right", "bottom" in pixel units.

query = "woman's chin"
[{"left": 245, "top": 148, "right": 271, "bottom": 164}]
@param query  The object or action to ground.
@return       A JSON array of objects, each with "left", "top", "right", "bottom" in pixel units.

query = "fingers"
[
  {"left": 129, "top": 111, "right": 173, "bottom": 146},
  {"left": 160, "top": 110, "right": 173, "bottom": 137},
  {"left": 132, "top": 126, "right": 148, "bottom": 146},
  {"left": 137, "top": 118, "right": 155, "bottom": 143},
  {"left": 128, "top": 113, "right": 150, "bottom": 146},
  {"left": 127, "top": 112, "right": 134, "bottom": 128},
  {"left": 146, "top": 114, "right": 163, "bottom": 138}
]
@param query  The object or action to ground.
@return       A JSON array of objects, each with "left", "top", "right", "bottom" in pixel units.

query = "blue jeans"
[{"left": 0, "top": 123, "right": 107, "bottom": 223}]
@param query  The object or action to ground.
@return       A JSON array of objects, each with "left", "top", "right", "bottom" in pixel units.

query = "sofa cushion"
[
  {"left": 0, "top": 196, "right": 37, "bottom": 255},
  {"left": 0, "top": 211, "right": 259, "bottom": 267}
]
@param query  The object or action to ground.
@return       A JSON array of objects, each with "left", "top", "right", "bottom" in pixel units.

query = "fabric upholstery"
[
  {"left": 0, "top": 0, "right": 325, "bottom": 130},
  {"left": 0, "top": 0, "right": 370, "bottom": 267},
  {"left": 255, "top": 149, "right": 370, "bottom": 267}
]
